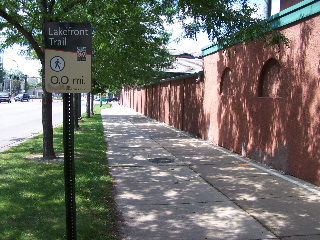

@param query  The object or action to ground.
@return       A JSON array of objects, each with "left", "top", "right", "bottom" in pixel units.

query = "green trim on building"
[
  {"left": 202, "top": 43, "right": 222, "bottom": 57},
  {"left": 269, "top": 0, "right": 320, "bottom": 29},
  {"left": 202, "top": 0, "right": 320, "bottom": 57}
]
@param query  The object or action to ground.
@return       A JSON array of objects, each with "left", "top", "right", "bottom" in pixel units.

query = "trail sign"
[{"left": 44, "top": 22, "right": 92, "bottom": 93}]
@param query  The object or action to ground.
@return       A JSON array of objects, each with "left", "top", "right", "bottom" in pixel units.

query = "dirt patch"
[{"left": 24, "top": 154, "right": 64, "bottom": 163}]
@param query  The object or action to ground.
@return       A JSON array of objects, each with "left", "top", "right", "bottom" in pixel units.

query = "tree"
[
  {"left": 163, "top": 0, "right": 288, "bottom": 48},
  {"left": 90, "top": 0, "right": 173, "bottom": 92},
  {"left": 0, "top": 0, "right": 173, "bottom": 159},
  {"left": 1, "top": 0, "right": 286, "bottom": 159},
  {"left": 2, "top": 69, "right": 24, "bottom": 94}
]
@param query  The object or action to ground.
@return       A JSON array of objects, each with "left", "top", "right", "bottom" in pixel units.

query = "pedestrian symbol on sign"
[{"left": 50, "top": 56, "right": 65, "bottom": 72}]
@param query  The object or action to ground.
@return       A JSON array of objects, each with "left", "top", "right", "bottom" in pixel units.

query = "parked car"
[
  {"left": 0, "top": 92, "right": 11, "bottom": 103},
  {"left": 106, "top": 97, "right": 119, "bottom": 102},
  {"left": 14, "top": 93, "right": 30, "bottom": 102}
]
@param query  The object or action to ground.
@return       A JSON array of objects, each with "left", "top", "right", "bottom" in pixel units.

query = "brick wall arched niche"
[
  {"left": 220, "top": 67, "right": 233, "bottom": 96},
  {"left": 249, "top": 57, "right": 289, "bottom": 173},
  {"left": 258, "top": 58, "right": 282, "bottom": 98}
]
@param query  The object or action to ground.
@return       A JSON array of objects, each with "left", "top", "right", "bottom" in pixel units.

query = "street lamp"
[
  {"left": 13, "top": 60, "right": 18, "bottom": 70},
  {"left": 12, "top": 60, "right": 18, "bottom": 95},
  {"left": 9, "top": 76, "right": 12, "bottom": 95}
]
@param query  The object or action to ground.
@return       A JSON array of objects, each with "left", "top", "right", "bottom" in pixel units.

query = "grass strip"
[{"left": 0, "top": 104, "right": 120, "bottom": 240}]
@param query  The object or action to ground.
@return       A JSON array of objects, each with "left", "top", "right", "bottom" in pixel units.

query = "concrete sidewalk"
[{"left": 102, "top": 104, "right": 320, "bottom": 240}]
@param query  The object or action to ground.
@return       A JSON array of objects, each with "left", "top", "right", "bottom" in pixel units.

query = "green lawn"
[{"left": 0, "top": 104, "right": 120, "bottom": 240}]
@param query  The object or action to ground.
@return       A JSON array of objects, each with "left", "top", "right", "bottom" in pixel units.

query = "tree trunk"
[
  {"left": 86, "top": 92, "right": 90, "bottom": 118},
  {"left": 90, "top": 93, "right": 94, "bottom": 115},
  {"left": 42, "top": 67, "right": 56, "bottom": 159}
]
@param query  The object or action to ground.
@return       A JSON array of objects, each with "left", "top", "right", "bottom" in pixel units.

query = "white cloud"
[
  {"left": 2, "top": 45, "right": 41, "bottom": 77},
  {"left": 165, "top": 0, "right": 281, "bottom": 57}
]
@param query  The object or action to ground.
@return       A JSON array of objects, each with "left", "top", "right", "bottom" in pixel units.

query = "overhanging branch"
[{"left": 0, "top": 8, "right": 44, "bottom": 62}]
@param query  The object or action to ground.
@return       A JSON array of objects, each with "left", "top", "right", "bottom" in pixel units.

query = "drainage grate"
[{"left": 148, "top": 157, "right": 174, "bottom": 164}]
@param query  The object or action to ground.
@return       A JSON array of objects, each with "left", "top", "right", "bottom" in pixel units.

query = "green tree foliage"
[
  {"left": 0, "top": 0, "right": 286, "bottom": 159},
  {"left": 162, "top": 0, "right": 288, "bottom": 48},
  {"left": 0, "top": 0, "right": 173, "bottom": 158},
  {"left": 3, "top": 69, "right": 25, "bottom": 94},
  {"left": 89, "top": 0, "right": 174, "bottom": 92},
  {"left": 0, "top": 0, "right": 172, "bottom": 89}
]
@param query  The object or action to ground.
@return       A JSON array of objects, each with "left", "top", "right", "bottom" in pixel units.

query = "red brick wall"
[
  {"left": 159, "top": 82, "right": 170, "bottom": 124},
  {"left": 121, "top": 12, "right": 320, "bottom": 186},
  {"left": 133, "top": 88, "right": 139, "bottom": 112},
  {"left": 136, "top": 88, "right": 141, "bottom": 113},
  {"left": 183, "top": 76, "right": 205, "bottom": 137},
  {"left": 152, "top": 85, "right": 160, "bottom": 120},
  {"left": 169, "top": 79, "right": 185, "bottom": 130},
  {"left": 140, "top": 88, "right": 147, "bottom": 116},
  {"left": 202, "top": 13, "right": 320, "bottom": 185}
]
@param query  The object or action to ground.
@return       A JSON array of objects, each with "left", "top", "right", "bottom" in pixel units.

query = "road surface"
[{"left": 0, "top": 98, "right": 86, "bottom": 152}]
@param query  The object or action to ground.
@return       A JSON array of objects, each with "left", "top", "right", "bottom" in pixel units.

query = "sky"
[
  {"left": 2, "top": 0, "right": 280, "bottom": 78},
  {"left": 2, "top": 46, "right": 42, "bottom": 77},
  {"left": 167, "top": 0, "right": 280, "bottom": 55}
]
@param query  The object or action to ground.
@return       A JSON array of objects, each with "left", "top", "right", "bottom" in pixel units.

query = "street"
[{"left": 0, "top": 98, "right": 86, "bottom": 152}]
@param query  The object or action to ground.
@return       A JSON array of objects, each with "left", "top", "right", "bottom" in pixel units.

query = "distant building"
[
  {"left": 164, "top": 50, "right": 203, "bottom": 78},
  {"left": 27, "top": 77, "right": 41, "bottom": 84}
]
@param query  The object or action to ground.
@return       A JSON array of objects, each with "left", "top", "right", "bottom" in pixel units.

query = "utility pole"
[
  {"left": 264, "top": 0, "right": 272, "bottom": 18},
  {"left": 24, "top": 75, "right": 28, "bottom": 93},
  {"left": 0, "top": 51, "right": 3, "bottom": 91},
  {"left": 267, "top": 0, "right": 272, "bottom": 18}
]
